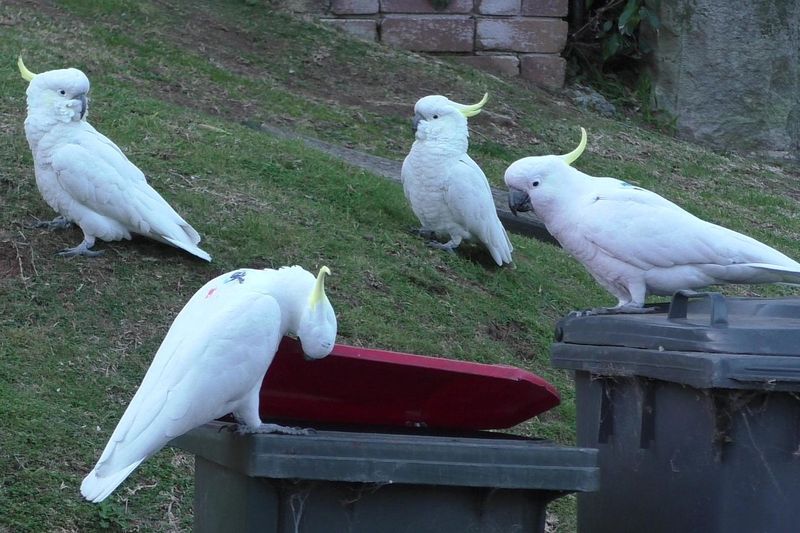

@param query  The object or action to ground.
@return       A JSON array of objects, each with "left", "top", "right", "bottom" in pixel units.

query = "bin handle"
[{"left": 667, "top": 290, "right": 728, "bottom": 325}]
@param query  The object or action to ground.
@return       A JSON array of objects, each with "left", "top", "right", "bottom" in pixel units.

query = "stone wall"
[
  {"left": 291, "top": 1, "right": 569, "bottom": 88},
  {"left": 644, "top": 0, "right": 800, "bottom": 158}
]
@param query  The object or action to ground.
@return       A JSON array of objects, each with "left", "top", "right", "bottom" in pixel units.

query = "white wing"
[
  {"left": 81, "top": 274, "right": 282, "bottom": 502},
  {"left": 445, "top": 155, "right": 513, "bottom": 265},
  {"left": 573, "top": 186, "right": 800, "bottom": 272},
  {"left": 49, "top": 128, "right": 210, "bottom": 261}
]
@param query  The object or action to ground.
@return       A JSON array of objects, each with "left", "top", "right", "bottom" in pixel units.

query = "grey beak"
[
  {"left": 412, "top": 113, "right": 422, "bottom": 134},
  {"left": 78, "top": 94, "right": 88, "bottom": 120},
  {"left": 508, "top": 189, "right": 532, "bottom": 216}
]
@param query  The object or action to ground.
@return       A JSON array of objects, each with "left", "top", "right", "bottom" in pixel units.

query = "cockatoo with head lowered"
[
  {"left": 81, "top": 265, "right": 337, "bottom": 502},
  {"left": 401, "top": 93, "right": 513, "bottom": 266},
  {"left": 505, "top": 128, "right": 800, "bottom": 313},
  {"left": 18, "top": 57, "right": 210, "bottom": 260}
]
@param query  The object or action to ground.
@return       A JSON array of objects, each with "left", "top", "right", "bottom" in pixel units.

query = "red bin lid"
[{"left": 259, "top": 337, "right": 560, "bottom": 431}]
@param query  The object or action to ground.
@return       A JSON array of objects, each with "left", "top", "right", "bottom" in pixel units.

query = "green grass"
[{"left": 1, "top": 1, "right": 800, "bottom": 531}]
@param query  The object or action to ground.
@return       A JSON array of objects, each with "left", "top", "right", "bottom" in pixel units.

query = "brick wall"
[{"left": 306, "top": 0, "right": 568, "bottom": 88}]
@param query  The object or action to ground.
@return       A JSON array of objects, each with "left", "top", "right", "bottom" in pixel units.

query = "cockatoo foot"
[
  {"left": 58, "top": 241, "right": 104, "bottom": 258},
  {"left": 569, "top": 305, "right": 655, "bottom": 317},
  {"left": 426, "top": 240, "right": 458, "bottom": 254},
  {"left": 29, "top": 215, "right": 73, "bottom": 231},
  {"left": 408, "top": 227, "right": 437, "bottom": 240},
  {"left": 234, "top": 422, "right": 315, "bottom": 436}
]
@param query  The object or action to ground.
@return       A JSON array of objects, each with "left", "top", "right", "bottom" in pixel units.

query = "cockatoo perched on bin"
[
  {"left": 401, "top": 93, "right": 513, "bottom": 266},
  {"left": 505, "top": 128, "right": 800, "bottom": 313},
  {"left": 17, "top": 57, "right": 210, "bottom": 261},
  {"left": 81, "top": 265, "right": 337, "bottom": 503}
]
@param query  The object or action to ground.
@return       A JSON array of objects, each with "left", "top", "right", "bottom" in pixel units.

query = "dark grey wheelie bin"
[
  {"left": 551, "top": 291, "right": 800, "bottom": 533},
  {"left": 171, "top": 422, "right": 598, "bottom": 533}
]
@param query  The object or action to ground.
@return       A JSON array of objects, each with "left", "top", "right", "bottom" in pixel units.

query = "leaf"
[
  {"left": 602, "top": 33, "right": 622, "bottom": 60},
  {"left": 618, "top": 0, "right": 640, "bottom": 34},
  {"left": 603, "top": 20, "right": 613, "bottom": 32},
  {"left": 639, "top": 6, "right": 661, "bottom": 29}
]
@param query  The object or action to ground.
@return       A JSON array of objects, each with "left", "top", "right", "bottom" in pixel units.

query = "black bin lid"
[
  {"left": 552, "top": 291, "right": 800, "bottom": 390},
  {"left": 556, "top": 291, "right": 800, "bottom": 356}
]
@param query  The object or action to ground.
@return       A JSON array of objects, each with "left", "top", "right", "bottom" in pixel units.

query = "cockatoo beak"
[
  {"left": 308, "top": 266, "right": 331, "bottom": 310},
  {"left": 17, "top": 56, "right": 37, "bottom": 82},
  {"left": 561, "top": 127, "right": 587, "bottom": 165},
  {"left": 456, "top": 92, "right": 489, "bottom": 118},
  {"left": 508, "top": 189, "right": 532, "bottom": 216},
  {"left": 78, "top": 94, "right": 88, "bottom": 119},
  {"left": 412, "top": 112, "right": 422, "bottom": 133}
]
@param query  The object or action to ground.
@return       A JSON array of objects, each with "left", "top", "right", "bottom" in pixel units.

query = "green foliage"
[
  {"left": 95, "top": 501, "right": 130, "bottom": 531},
  {"left": 581, "top": 0, "right": 660, "bottom": 62},
  {"left": 568, "top": 0, "right": 664, "bottom": 128}
]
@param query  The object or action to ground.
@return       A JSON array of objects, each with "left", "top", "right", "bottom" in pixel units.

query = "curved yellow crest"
[
  {"left": 17, "top": 56, "right": 37, "bottom": 82},
  {"left": 561, "top": 127, "right": 587, "bottom": 165},
  {"left": 458, "top": 92, "right": 489, "bottom": 118},
  {"left": 308, "top": 266, "right": 331, "bottom": 309}
]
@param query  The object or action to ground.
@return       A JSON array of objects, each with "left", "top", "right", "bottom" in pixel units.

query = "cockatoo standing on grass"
[
  {"left": 401, "top": 93, "right": 513, "bottom": 266},
  {"left": 17, "top": 57, "right": 210, "bottom": 261},
  {"left": 81, "top": 265, "right": 337, "bottom": 502},
  {"left": 505, "top": 128, "right": 800, "bottom": 313}
]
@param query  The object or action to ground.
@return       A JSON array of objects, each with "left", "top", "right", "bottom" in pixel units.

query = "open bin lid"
[
  {"left": 552, "top": 291, "right": 800, "bottom": 390},
  {"left": 258, "top": 337, "right": 560, "bottom": 431}
]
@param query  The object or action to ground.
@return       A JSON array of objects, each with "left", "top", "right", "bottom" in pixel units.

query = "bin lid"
[
  {"left": 556, "top": 291, "right": 800, "bottom": 356},
  {"left": 259, "top": 337, "right": 560, "bottom": 431},
  {"left": 171, "top": 421, "right": 599, "bottom": 493},
  {"left": 552, "top": 291, "right": 800, "bottom": 390}
]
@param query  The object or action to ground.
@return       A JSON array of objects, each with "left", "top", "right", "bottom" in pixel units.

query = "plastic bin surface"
[
  {"left": 259, "top": 337, "right": 560, "bottom": 431},
  {"left": 171, "top": 422, "right": 599, "bottom": 533},
  {"left": 552, "top": 291, "right": 800, "bottom": 533}
]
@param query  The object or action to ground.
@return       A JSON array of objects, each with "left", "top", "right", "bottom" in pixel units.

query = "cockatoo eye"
[
  {"left": 532, "top": 180, "right": 540, "bottom": 187},
  {"left": 432, "top": 114, "right": 439, "bottom": 119},
  {"left": 58, "top": 89, "right": 66, "bottom": 96}
]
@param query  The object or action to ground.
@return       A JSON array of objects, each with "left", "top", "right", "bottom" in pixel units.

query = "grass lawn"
[{"left": 1, "top": 1, "right": 799, "bottom": 531}]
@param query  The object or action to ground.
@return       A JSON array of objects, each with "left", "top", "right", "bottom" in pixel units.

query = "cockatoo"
[
  {"left": 17, "top": 57, "right": 210, "bottom": 261},
  {"left": 401, "top": 93, "right": 513, "bottom": 266},
  {"left": 81, "top": 265, "right": 337, "bottom": 502},
  {"left": 505, "top": 128, "right": 800, "bottom": 313}
]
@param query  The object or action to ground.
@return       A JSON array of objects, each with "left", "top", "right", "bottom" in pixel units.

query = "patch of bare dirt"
[{"left": 0, "top": 237, "right": 35, "bottom": 280}]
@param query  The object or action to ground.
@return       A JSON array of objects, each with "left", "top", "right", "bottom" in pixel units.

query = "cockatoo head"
[
  {"left": 296, "top": 266, "right": 338, "bottom": 360},
  {"left": 411, "top": 93, "right": 488, "bottom": 145},
  {"left": 18, "top": 56, "right": 90, "bottom": 123},
  {"left": 505, "top": 127, "right": 587, "bottom": 216}
]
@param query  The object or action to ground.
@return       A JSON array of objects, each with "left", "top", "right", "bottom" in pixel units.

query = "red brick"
[
  {"left": 519, "top": 53, "right": 565, "bottom": 88},
  {"left": 321, "top": 18, "right": 379, "bottom": 41},
  {"left": 331, "top": 0, "right": 379, "bottom": 15},
  {"left": 521, "top": 0, "right": 567, "bottom": 17},
  {"left": 380, "top": 0, "right": 473, "bottom": 14},
  {"left": 454, "top": 54, "right": 520, "bottom": 76},
  {"left": 381, "top": 15, "right": 474, "bottom": 52},
  {"left": 476, "top": 17, "right": 567, "bottom": 53},
  {"left": 476, "top": 0, "right": 520, "bottom": 15}
]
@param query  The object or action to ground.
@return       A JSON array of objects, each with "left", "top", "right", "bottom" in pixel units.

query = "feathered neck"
[
  {"left": 260, "top": 267, "right": 316, "bottom": 335},
  {"left": 409, "top": 124, "right": 469, "bottom": 159}
]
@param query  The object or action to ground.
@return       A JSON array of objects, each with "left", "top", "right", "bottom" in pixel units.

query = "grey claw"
[
  {"left": 236, "top": 423, "right": 315, "bottom": 436},
  {"left": 28, "top": 216, "right": 73, "bottom": 231},
  {"left": 426, "top": 241, "right": 457, "bottom": 254},
  {"left": 57, "top": 245, "right": 104, "bottom": 258}
]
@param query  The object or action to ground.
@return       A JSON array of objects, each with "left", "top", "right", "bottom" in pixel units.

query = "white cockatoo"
[
  {"left": 18, "top": 57, "right": 210, "bottom": 261},
  {"left": 401, "top": 93, "right": 513, "bottom": 266},
  {"left": 505, "top": 128, "right": 800, "bottom": 313},
  {"left": 81, "top": 265, "right": 337, "bottom": 502}
]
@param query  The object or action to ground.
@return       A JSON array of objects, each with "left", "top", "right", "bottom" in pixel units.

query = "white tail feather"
[
  {"left": 80, "top": 458, "right": 145, "bottom": 503},
  {"left": 161, "top": 235, "right": 212, "bottom": 262}
]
